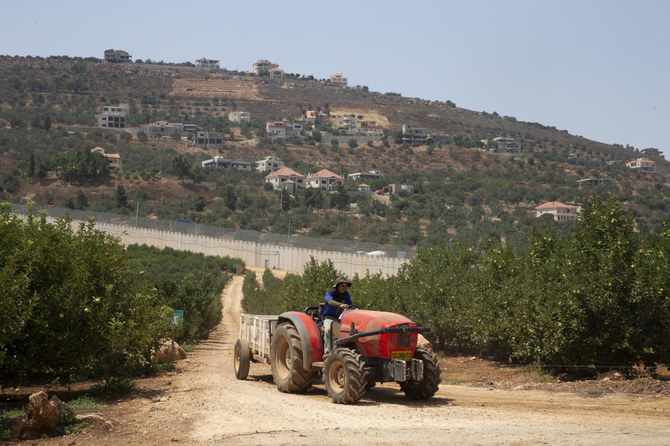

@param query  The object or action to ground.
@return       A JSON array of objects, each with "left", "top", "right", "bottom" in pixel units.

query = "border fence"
[{"left": 10, "top": 204, "right": 415, "bottom": 277}]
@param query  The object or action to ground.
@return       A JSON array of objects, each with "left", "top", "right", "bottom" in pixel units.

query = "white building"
[
  {"left": 306, "top": 169, "right": 344, "bottom": 190},
  {"left": 626, "top": 158, "right": 655, "bottom": 172},
  {"left": 265, "top": 167, "right": 305, "bottom": 191},
  {"left": 229, "top": 111, "right": 250, "bottom": 123},
  {"left": 347, "top": 171, "right": 382, "bottom": 181},
  {"left": 256, "top": 155, "right": 284, "bottom": 172},
  {"left": 195, "top": 58, "right": 220, "bottom": 69},
  {"left": 266, "top": 120, "right": 303, "bottom": 139},
  {"left": 535, "top": 201, "right": 580, "bottom": 221},
  {"left": 201, "top": 156, "right": 252, "bottom": 171}
]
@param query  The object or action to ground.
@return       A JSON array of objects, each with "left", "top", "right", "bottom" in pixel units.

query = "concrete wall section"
[{"left": 96, "top": 223, "right": 408, "bottom": 277}]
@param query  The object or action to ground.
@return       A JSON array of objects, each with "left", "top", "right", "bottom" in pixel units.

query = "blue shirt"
[{"left": 323, "top": 290, "right": 353, "bottom": 318}]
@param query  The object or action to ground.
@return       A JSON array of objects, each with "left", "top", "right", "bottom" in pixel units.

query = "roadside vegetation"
[
  {"left": 243, "top": 195, "right": 670, "bottom": 370},
  {"left": 0, "top": 203, "right": 242, "bottom": 388}
]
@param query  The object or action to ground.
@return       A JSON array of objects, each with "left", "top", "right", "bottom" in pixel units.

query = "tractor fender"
[{"left": 277, "top": 311, "right": 323, "bottom": 371}]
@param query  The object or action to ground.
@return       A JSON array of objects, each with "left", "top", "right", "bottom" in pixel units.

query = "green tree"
[
  {"left": 171, "top": 155, "right": 191, "bottom": 182},
  {"left": 115, "top": 185, "right": 128, "bottom": 209}
]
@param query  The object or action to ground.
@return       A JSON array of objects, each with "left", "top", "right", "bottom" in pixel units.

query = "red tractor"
[{"left": 234, "top": 305, "right": 441, "bottom": 404}]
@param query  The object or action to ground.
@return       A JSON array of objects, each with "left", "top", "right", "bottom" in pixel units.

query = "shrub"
[{"left": 0, "top": 203, "right": 172, "bottom": 383}]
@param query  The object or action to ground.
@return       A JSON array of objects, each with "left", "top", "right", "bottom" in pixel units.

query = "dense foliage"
[
  {"left": 0, "top": 203, "right": 172, "bottom": 383},
  {"left": 126, "top": 245, "right": 243, "bottom": 341},
  {"left": 243, "top": 196, "right": 670, "bottom": 367}
]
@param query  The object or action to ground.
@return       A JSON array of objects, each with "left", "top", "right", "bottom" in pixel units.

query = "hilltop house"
[
  {"left": 641, "top": 147, "right": 663, "bottom": 159},
  {"left": 256, "top": 155, "right": 284, "bottom": 172},
  {"left": 265, "top": 167, "right": 305, "bottom": 192},
  {"left": 195, "top": 58, "right": 220, "bottom": 69},
  {"left": 626, "top": 158, "right": 656, "bottom": 172},
  {"left": 97, "top": 104, "right": 128, "bottom": 128},
  {"left": 306, "top": 169, "right": 344, "bottom": 190},
  {"left": 91, "top": 147, "right": 122, "bottom": 171},
  {"left": 330, "top": 73, "right": 348, "bottom": 87},
  {"left": 535, "top": 201, "right": 580, "bottom": 221},
  {"left": 269, "top": 68, "right": 286, "bottom": 79},
  {"left": 253, "top": 59, "right": 279, "bottom": 74},
  {"left": 201, "top": 156, "right": 251, "bottom": 171},
  {"left": 104, "top": 49, "right": 131, "bottom": 63},
  {"left": 229, "top": 111, "right": 250, "bottom": 123}
]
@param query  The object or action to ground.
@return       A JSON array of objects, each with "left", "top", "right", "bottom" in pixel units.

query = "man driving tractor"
[{"left": 322, "top": 276, "right": 353, "bottom": 359}]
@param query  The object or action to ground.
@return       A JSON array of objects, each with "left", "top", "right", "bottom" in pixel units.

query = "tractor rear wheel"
[
  {"left": 324, "top": 348, "right": 369, "bottom": 404},
  {"left": 270, "top": 322, "right": 314, "bottom": 393},
  {"left": 400, "top": 347, "right": 441, "bottom": 399},
  {"left": 234, "top": 338, "right": 251, "bottom": 380}
]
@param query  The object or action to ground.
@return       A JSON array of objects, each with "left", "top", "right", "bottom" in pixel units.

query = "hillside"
[{"left": 1, "top": 55, "right": 669, "bottom": 250}]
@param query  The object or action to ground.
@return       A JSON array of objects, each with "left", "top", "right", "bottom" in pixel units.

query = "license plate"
[{"left": 391, "top": 350, "right": 411, "bottom": 362}]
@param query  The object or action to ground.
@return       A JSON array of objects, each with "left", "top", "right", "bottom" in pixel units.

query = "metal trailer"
[{"left": 234, "top": 314, "right": 277, "bottom": 378}]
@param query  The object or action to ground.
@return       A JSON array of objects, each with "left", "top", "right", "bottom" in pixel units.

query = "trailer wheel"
[
  {"left": 400, "top": 347, "right": 441, "bottom": 399},
  {"left": 234, "top": 338, "right": 251, "bottom": 380},
  {"left": 271, "top": 323, "right": 314, "bottom": 393},
  {"left": 324, "top": 348, "right": 369, "bottom": 404}
]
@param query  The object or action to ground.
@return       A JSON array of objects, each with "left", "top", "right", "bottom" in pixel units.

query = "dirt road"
[{"left": 46, "top": 276, "right": 670, "bottom": 445}]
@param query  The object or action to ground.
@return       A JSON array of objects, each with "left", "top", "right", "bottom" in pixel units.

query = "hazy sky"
[{"left": 2, "top": 0, "right": 669, "bottom": 157}]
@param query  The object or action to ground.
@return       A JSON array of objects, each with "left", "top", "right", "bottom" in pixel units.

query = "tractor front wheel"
[
  {"left": 270, "top": 323, "right": 314, "bottom": 393},
  {"left": 400, "top": 347, "right": 441, "bottom": 399},
  {"left": 324, "top": 348, "right": 369, "bottom": 404}
]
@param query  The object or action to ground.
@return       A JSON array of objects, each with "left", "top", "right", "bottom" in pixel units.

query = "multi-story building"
[
  {"left": 195, "top": 58, "right": 220, "bottom": 69},
  {"left": 347, "top": 170, "right": 382, "bottom": 182},
  {"left": 336, "top": 115, "right": 358, "bottom": 134},
  {"left": 104, "top": 49, "right": 132, "bottom": 63},
  {"left": 491, "top": 137, "right": 521, "bottom": 154},
  {"left": 360, "top": 125, "right": 384, "bottom": 137},
  {"left": 402, "top": 125, "right": 428, "bottom": 145},
  {"left": 306, "top": 169, "right": 344, "bottom": 190},
  {"left": 229, "top": 111, "right": 250, "bottom": 123},
  {"left": 640, "top": 147, "right": 664, "bottom": 159},
  {"left": 266, "top": 120, "right": 303, "bottom": 139},
  {"left": 330, "top": 73, "right": 348, "bottom": 87},
  {"left": 97, "top": 104, "right": 128, "bottom": 128},
  {"left": 269, "top": 68, "right": 286, "bottom": 79},
  {"left": 253, "top": 59, "right": 279, "bottom": 74},
  {"left": 201, "top": 156, "right": 252, "bottom": 171},
  {"left": 256, "top": 155, "right": 284, "bottom": 172},
  {"left": 195, "top": 131, "right": 225, "bottom": 150},
  {"left": 535, "top": 201, "right": 580, "bottom": 221},
  {"left": 626, "top": 158, "right": 656, "bottom": 172},
  {"left": 265, "top": 167, "right": 305, "bottom": 192}
]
